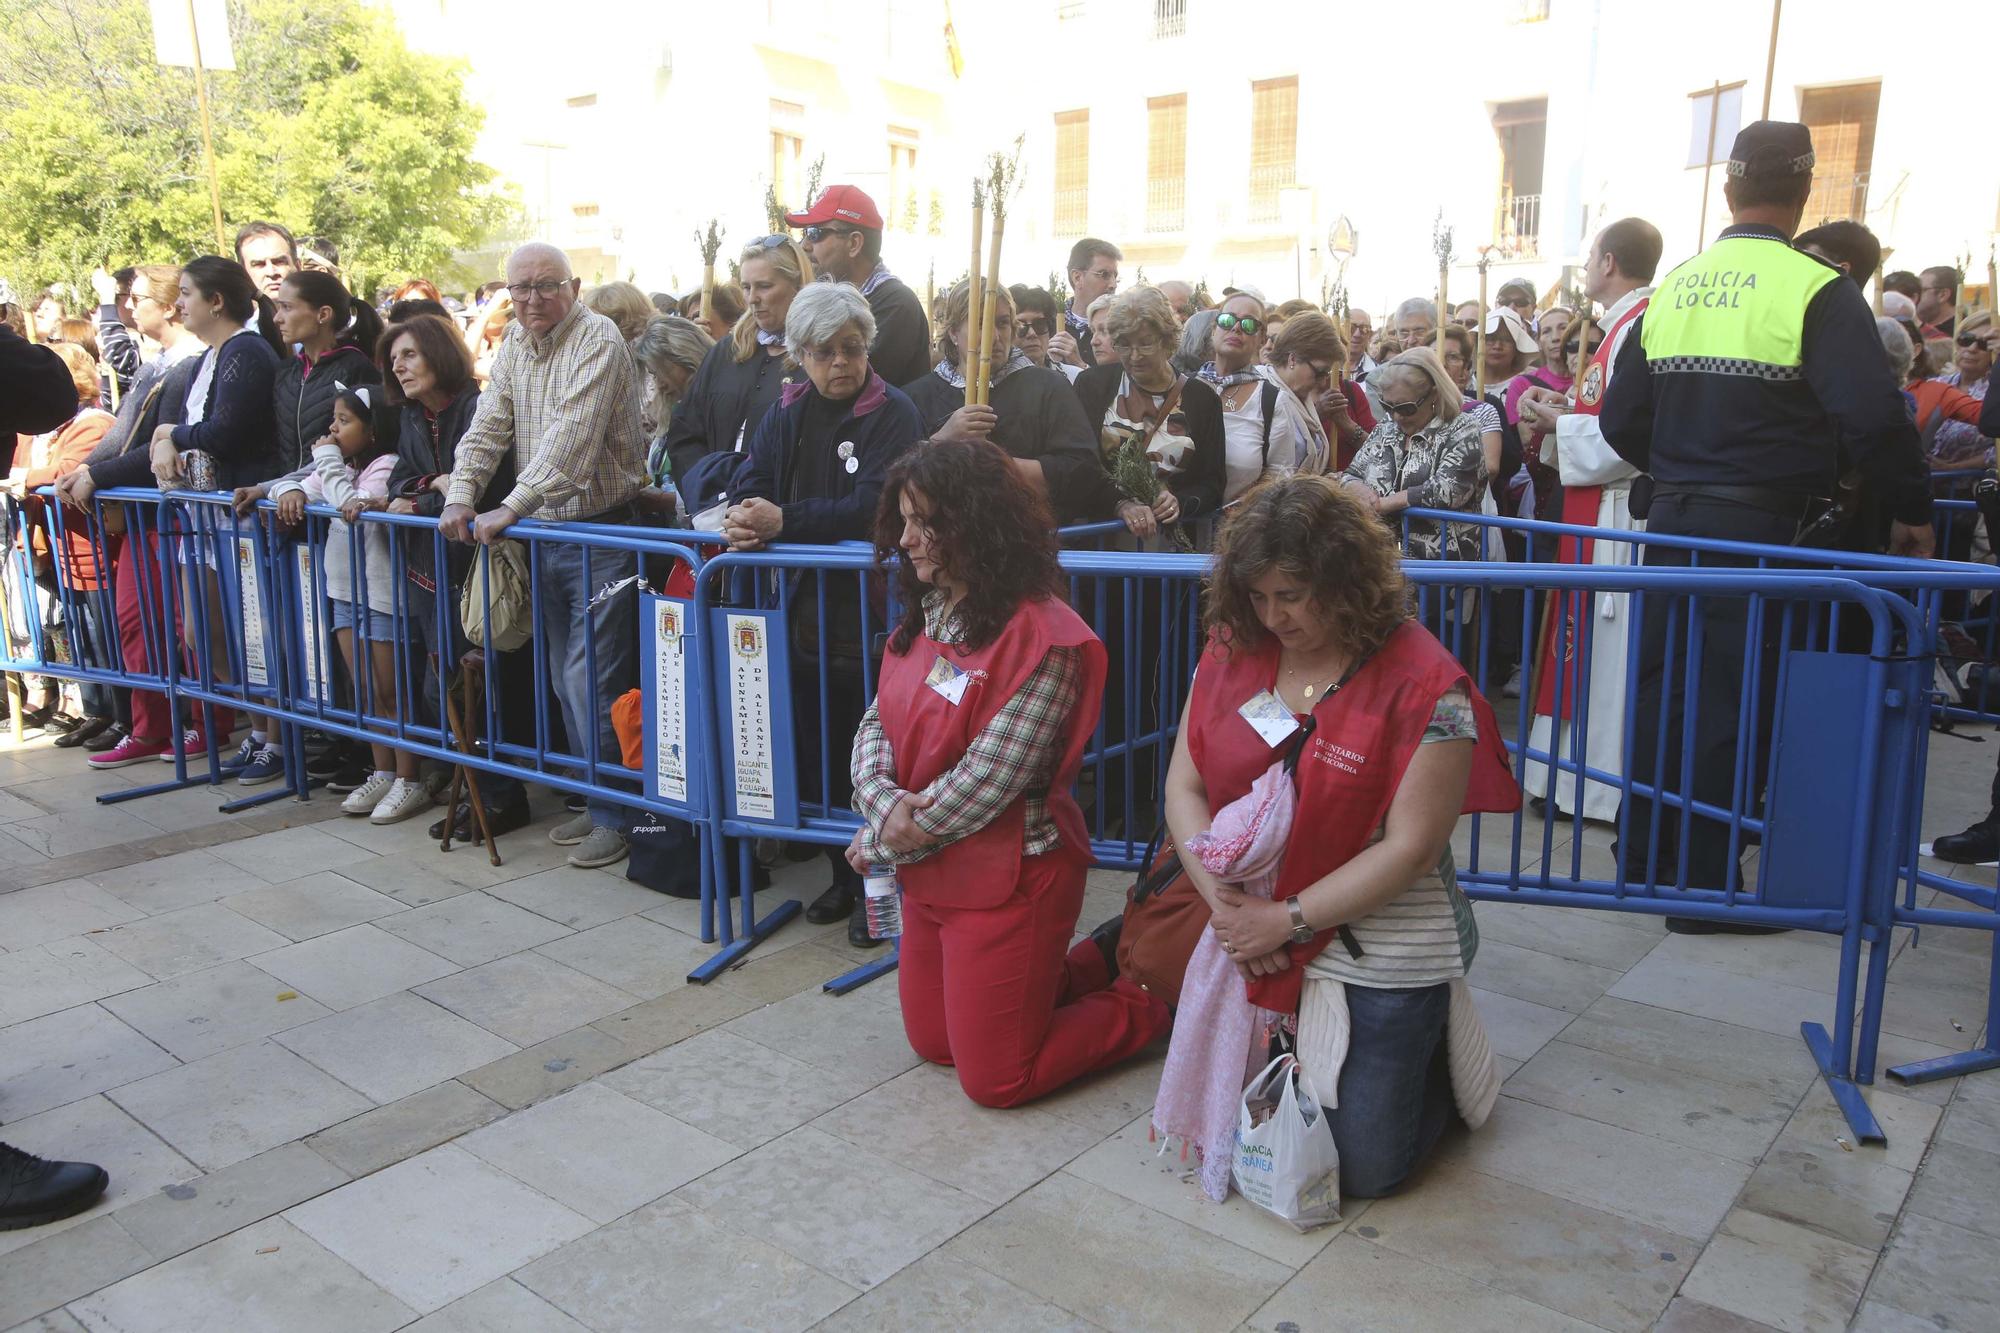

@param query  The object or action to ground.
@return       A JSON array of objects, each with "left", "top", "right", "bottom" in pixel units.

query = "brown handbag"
[{"left": 1115, "top": 830, "right": 1211, "bottom": 1008}]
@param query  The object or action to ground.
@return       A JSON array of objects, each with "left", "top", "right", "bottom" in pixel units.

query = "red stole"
[
  {"left": 1187, "top": 621, "right": 1519, "bottom": 1014},
  {"left": 876, "top": 596, "right": 1106, "bottom": 911},
  {"left": 1533, "top": 295, "right": 1648, "bottom": 722}
]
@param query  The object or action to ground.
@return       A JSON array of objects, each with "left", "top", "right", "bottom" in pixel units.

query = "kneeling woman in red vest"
[
  {"left": 1162, "top": 475, "right": 1518, "bottom": 1198},
  {"left": 846, "top": 439, "right": 1171, "bottom": 1107}
]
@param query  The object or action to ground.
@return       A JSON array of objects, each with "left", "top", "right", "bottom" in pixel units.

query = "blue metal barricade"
[{"left": 5, "top": 483, "right": 1982, "bottom": 1142}]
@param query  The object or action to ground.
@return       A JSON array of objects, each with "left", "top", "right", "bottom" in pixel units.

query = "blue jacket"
[{"left": 732, "top": 370, "right": 923, "bottom": 544}]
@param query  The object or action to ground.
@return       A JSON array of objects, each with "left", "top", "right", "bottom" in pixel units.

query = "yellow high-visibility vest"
[{"left": 1640, "top": 235, "right": 1838, "bottom": 380}]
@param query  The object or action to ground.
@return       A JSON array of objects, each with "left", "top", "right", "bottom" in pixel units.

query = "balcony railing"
[
  {"left": 1146, "top": 177, "right": 1186, "bottom": 233},
  {"left": 1056, "top": 0, "right": 1085, "bottom": 19},
  {"left": 1495, "top": 192, "right": 1541, "bottom": 259},
  {"left": 1053, "top": 187, "right": 1089, "bottom": 237},
  {"left": 1247, "top": 162, "right": 1295, "bottom": 224},
  {"left": 1804, "top": 171, "right": 1870, "bottom": 225},
  {"left": 1153, "top": 0, "right": 1186, "bottom": 39}
]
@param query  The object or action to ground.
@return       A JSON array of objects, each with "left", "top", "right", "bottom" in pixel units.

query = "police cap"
[{"left": 1726, "top": 120, "right": 1816, "bottom": 179}]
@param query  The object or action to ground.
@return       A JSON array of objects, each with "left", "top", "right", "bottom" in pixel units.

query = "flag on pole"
[
  {"left": 943, "top": 0, "right": 964, "bottom": 79},
  {"left": 149, "top": 0, "right": 234, "bottom": 71}
]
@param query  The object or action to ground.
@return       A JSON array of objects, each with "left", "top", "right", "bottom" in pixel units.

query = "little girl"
[{"left": 269, "top": 384, "right": 429, "bottom": 824}]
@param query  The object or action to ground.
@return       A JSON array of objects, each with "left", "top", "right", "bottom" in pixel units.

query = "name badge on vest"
[
  {"left": 925, "top": 655, "right": 971, "bottom": 706},
  {"left": 1238, "top": 690, "right": 1300, "bottom": 746}
]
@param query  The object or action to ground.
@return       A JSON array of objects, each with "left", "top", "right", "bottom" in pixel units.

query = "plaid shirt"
[
  {"left": 446, "top": 302, "right": 645, "bottom": 521},
  {"left": 850, "top": 594, "right": 1081, "bottom": 866}
]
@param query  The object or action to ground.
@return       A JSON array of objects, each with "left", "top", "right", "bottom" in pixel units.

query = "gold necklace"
[{"left": 1283, "top": 652, "right": 1350, "bottom": 702}]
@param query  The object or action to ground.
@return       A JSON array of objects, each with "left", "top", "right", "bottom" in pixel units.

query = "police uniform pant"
[
  {"left": 1621, "top": 491, "right": 1795, "bottom": 891},
  {"left": 898, "top": 853, "right": 1171, "bottom": 1108}
]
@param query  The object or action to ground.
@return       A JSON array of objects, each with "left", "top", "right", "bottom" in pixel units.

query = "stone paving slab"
[{"left": 0, "top": 729, "right": 1993, "bottom": 1330}]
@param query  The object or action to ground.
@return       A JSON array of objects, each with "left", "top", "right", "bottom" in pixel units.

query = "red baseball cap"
[{"left": 784, "top": 185, "right": 883, "bottom": 231}]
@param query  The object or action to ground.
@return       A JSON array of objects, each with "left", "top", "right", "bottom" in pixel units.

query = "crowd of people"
[{"left": 1, "top": 114, "right": 1996, "bottom": 1232}]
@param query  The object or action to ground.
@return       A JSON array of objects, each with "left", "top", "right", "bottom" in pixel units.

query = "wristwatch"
[{"left": 1285, "top": 896, "right": 1315, "bottom": 944}]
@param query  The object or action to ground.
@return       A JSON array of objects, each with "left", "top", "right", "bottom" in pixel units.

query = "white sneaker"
[
  {"left": 369, "top": 777, "right": 434, "bottom": 825},
  {"left": 340, "top": 772, "right": 396, "bottom": 815}
]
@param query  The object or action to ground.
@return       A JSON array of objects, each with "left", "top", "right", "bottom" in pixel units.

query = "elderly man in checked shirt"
[{"left": 441, "top": 242, "right": 646, "bottom": 870}]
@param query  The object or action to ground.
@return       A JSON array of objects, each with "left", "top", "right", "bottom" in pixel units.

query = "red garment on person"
[
  {"left": 879, "top": 596, "right": 1103, "bottom": 909},
  {"left": 1186, "top": 621, "right": 1518, "bottom": 1014},
  {"left": 1532, "top": 295, "right": 1647, "bottom": 722},
  {"left": 876, "top": 595, "right": 1167, "bottom": 1105}
]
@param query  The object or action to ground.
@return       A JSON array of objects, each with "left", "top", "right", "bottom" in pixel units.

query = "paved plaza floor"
[{"left": 0, "top": 726, "right": 1994, "bottom": 1332}]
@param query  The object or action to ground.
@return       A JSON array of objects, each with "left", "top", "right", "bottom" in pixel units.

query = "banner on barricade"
[
  {"left": 639, "top": 594, "right": 702, "bottom": 815},
  {"left": 235, "top": 536, "right": 270, "bottom": 688},
  {"left": 710, "top": 607, "right": 796, "bottom": 825},
  {"left": 294, "top": 545, "right": 327, "bottom": 706}
]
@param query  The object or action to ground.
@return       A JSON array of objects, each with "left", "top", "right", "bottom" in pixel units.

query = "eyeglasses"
[
  {"left": 804, "top": 339, "right": 868, "bottom": 364},
  {"left": 1297, "top": 358, "right": 1334, "bottom": 383},
  {"left": 802, "top": 225, "right": 856, "bottom": 244},
  {"left": 1015, "top": 319, "right": 1051, "bottom": 337},
  {"left": 1381, "top": 388, "right": 1436, "bottom": 419},
  {"left": 1112, "top": 339, "right": 1164, "bottom": 355},
  {"left": 1216, "top": 312, "right": 1265, "bottom": 336},
  {"left": 505, "top": 279, "right": 570, "bottom": 301}
]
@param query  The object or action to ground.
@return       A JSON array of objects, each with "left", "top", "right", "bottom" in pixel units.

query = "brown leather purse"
[{"left": 1115, "top": 829, "right": 1210, "bottom": 1008}]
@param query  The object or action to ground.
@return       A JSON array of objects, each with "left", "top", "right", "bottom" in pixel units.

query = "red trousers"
[
  {"left": 898, "top": 855, "right": 1170, "bottom": 1108},
  {"left": 113, "top": 534, "right": 233, "bottom": 742}
]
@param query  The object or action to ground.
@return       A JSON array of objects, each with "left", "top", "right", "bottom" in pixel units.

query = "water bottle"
[{"left": 862, "top": 865, "right": 903, "bottom": 939}]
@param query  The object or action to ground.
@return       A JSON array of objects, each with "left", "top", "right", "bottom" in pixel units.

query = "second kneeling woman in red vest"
[{"left": 846, "top": 439, "right": 1171, "bottom": 1107}]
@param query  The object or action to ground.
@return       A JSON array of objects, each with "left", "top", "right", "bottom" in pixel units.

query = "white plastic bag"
[{"left": 1231, "top": 1053, "right": 1341, "bottom": 1231}]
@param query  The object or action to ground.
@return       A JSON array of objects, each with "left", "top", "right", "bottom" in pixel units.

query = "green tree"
[{"left": 0, "top": 0, "right": 509, "bottom": 296}]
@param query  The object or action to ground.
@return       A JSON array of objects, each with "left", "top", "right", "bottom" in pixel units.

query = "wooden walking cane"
[
  {"left": 1475, "top": 249, "right": 1492, "bottom": 400},
  {"left": 1431, "top": 211, "right": 1455, "bottom": 356},
  {"left": 439, "top": 651, "right": 501, "bottom": 866}
]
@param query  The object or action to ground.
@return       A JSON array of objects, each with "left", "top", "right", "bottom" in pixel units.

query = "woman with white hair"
[
  {"left": 633, "top": 314, "right": 715, "bottom": 494},
  {"left": 1342, "top": 348, "right": 1488, "bottom": 562},
  {"left": 727, "top": 281, "right": 925, "bottom": 947}
]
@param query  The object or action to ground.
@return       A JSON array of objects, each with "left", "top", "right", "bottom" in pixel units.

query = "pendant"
[{"left": 1302, "top": 683, "right": 1317, "bottom": 700}]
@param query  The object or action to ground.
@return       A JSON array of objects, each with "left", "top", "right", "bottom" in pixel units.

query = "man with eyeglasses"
[
  {"left": 1917, "top": 265, "right": 1960, "bottom": 339},
  {"left": 786, "top": 185, "right": 930, "bottom": 388},
  {"left": 1599, "top": 121, "right": 1932, "bottom": 927},
  {"left": 1388, "top": 298, "right": 1437, "bottom": 354},
  {"left": 440, "top": 242, "right": 647, "bottom": 871},
  {"left": 1054, "top": 238, "right": 1121, "bottom": 369}
]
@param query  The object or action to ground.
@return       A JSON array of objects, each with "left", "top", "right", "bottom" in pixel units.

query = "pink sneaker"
[
  {"left": 156, "top": 729, "right": 207, "bottom": 763},
  {"left": 88, "top": 733, "right": 172, "bottom": 769}
]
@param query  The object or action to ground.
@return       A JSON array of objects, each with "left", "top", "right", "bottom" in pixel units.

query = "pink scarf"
[{"left": 1152, "top": 756, "right": 1297, "bottom": 1202}]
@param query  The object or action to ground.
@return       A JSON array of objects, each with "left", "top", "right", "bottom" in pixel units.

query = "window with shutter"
[
  {"left": 1799, "top": 83, "right": 1880, "bottom": 225},
  {"left": 1054, "top": 110, "right": 1090, "bottom": 236},
  {"left": 1248, "top": 77, "right": 1298, "bottom": 224},
  {"left": 1146, "top": 94, "right": 1187, "bottom": 233}
]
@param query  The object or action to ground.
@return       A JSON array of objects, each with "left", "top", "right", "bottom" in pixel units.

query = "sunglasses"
[
  {"left": 1015, "top": 318, "right": 1051, "bottom": 337},
  {"left": 1957, "top": 333, "right": 1995, "bottom": 348},
  {"left": 802, "top": 225, "right": 856, "bottom": 244},
  {"left": 1216, "top": 312, "right": 1265, "bottom": 336},
  {"left": 749, "top": 234, "right": 792, "bottom": 251},
  {"left": 1382, "top": 388, "right": 1436, "bottom": 418},
  {"left": 1295, "top": 357, "right": 1334, "bottom": 383}
]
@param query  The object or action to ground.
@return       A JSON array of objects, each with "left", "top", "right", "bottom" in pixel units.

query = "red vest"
[
  {"left": 1187, "top": 621, "right": 1519, "bottom": 1013},
  {"left": 1535, "top": 295, "right": 1648, "bottom": 722},
  {"left": 877, "top": 596, "right": 1106, "bottom": 910}
]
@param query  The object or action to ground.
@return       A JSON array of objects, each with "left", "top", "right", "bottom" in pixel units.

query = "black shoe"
[
  {"left": 1664, "top": 917, "right": 1792, "bottom": 936},
  {"left": 427, "top": 795, "right": 533, "bottom": 842},
  {"left": 848, "top": 903, "right": 886, "bottom": 948},
  {"left": 84, "top": 721, "right": 129, "bottom": 753},
  {"left": 43, "top": 712, "right": 84, "bottom": 736},
  {"left": 1932, "top": 820, "right": 2000, "bottom": 865},
  {"left": 0, "top": 1142, "right": 109, "bottom": 1231},
  {"left": 53, "top": 716, "right": 112, "bottom": 749},
  {"left": 17, "top": 701, "right": 56, "bottom": 731},
  {"left": 304, "top": 746, "right": 348, "bottom": 781},
  {"left": 1089, "top": 914, "right": 1124, "bottom": 982},
  {"left": 324, "top": 761, "right": 370, "bottom": 794},
  {"left": 565, "top": 793, "right": 587, "bottom": 814},
  {"left": 806, "top": 881, "right": 856, "bottom": 924}
]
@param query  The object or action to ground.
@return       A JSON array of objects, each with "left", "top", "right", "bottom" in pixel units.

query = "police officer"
[{"left": 1599, "top": 120, "right": 1933, "bottom": 929}]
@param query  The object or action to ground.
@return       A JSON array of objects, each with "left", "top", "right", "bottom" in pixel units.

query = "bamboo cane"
[
  {"left": 974, "top": 192, "right": 1006, "bottom": 408},
  {"left": 965, "top": 185, "right": 986, "bottom": 406},
  {"left": 700, "top": 262, "right": 715, "bottom": 327},
  {"left": 1475, "top": 251, "right": 1492, "bottom": 399},
  {"left": 1436, "top": 264, "right": 1448, "bottom": 356}
]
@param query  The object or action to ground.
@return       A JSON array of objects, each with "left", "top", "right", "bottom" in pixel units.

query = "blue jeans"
[
  {"left": 69, "top": 586, "right": 122, "bottom": 721},
  {"left": 1326, "top": 982, "right": 1456, "bottom": 1199},
  {"left": 538, "top": 539, "right": 638, "bottom": 832}
]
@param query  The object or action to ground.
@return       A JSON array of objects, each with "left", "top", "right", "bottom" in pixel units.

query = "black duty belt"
[{"left": 1652, "top": 483, "right": 1823, "bottom": 520}]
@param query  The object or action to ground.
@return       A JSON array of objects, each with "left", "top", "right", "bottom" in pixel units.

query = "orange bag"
[{"left": 611, "top": 687, "right": 644, "bottom": 769}]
